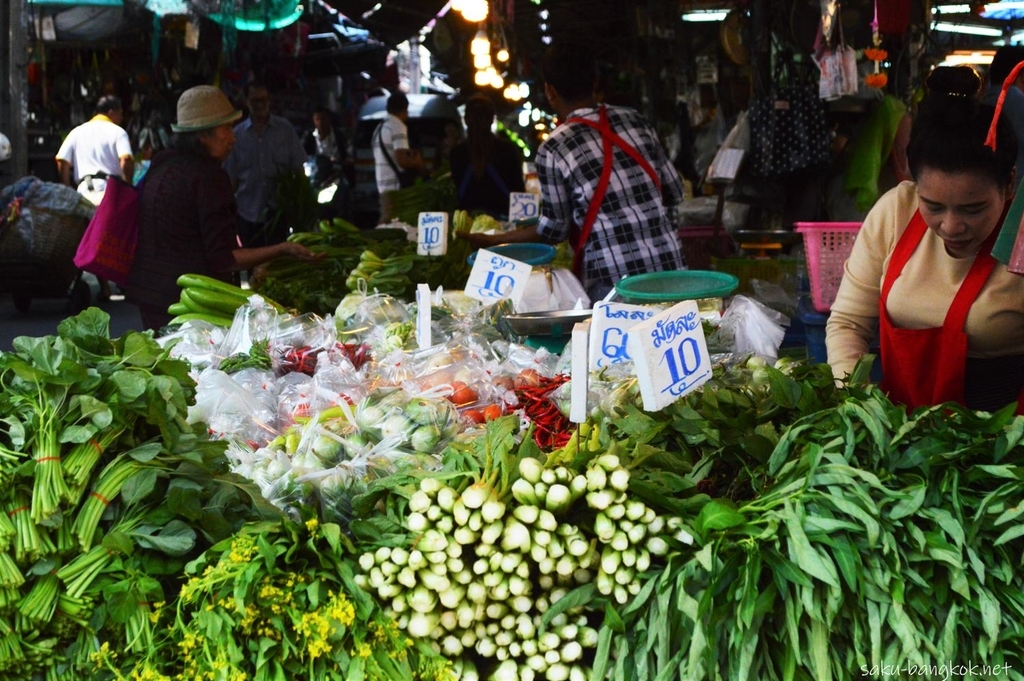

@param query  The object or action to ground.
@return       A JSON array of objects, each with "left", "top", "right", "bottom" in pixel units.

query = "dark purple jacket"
[{"left": 128, "top": 149, "right": 238, "bottom": 313}]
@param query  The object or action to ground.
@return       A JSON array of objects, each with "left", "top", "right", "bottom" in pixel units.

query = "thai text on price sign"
[
  {"left": 588, "top": 301, "right": 660, "bottom": 369},
  {"left": 464, "top": 248, "right": 532, "bottom": 305},
  {"left": 417, "top": 212, "right": 448, "bottom": 256},
  {"left": 508, "top": 192, "right": 540, "bottom": 222},
  {"left": 627, "top": 300, "right": 711, "bottom": 412}
]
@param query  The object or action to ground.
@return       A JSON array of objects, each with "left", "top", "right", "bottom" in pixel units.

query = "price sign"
[
  {"left": 416, "top": 283, "right": 432, "bottom": 349},
  {"left": 570, "top": 320, "right": 591, "bottom": 423},
  {"left": 588, "top": 301, "right": 660, "bottom": 370},
  {"left": 464, "top": 248, "right": 532, "bottom": 305},
  {"left": 508, "top": 192, "right": 541, "bottom": 223},
  {"left": 627, "top": 300, "right": 711, "bottom": 412},
  {"left": 417, "top": 212, "right": 448, "bottom": 256}
]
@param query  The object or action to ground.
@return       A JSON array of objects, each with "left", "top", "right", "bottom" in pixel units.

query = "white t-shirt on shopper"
[
  {"left": 373, "top": 114, "right": 410, "bottom": 193},
  {"left": 55, "top": 115, "right": 132, "bottom": 196}
]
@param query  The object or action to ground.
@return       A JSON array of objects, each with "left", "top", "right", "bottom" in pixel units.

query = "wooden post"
[{"left": 1, "top": 0, "right": 29, "bottom": 185}]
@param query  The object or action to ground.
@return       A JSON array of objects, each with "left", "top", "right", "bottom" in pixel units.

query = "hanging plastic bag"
[{"left": 717, "top": 295, "right": 789, "bottom": 362}]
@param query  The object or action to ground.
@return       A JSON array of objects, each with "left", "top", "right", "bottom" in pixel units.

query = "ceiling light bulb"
[
  {"left": 519, "top": 83, "right": 530, "bottom": 98},
  {"left": 490, "top": 72, "right": 504, "bottom": 89},
  {"left": 496, "top": 48, "right": 510, "bottom": 62},
  {"left": 507, "top": 83, "right": 521, "bottom": 100},
  {"left": 474, "top": 70, "right": 490, "bottom": 86},
  {"left": 471, "top": 30, "right": 491, "bottom": 55},
  {"left": 474, "top": 53, "right": 492, "bottom": 69},
  {"left": 461, "top": 0, "right": 489, "bottom": 23}
]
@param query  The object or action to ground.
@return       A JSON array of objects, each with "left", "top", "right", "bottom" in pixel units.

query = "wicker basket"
[{"left": 0, "top": 204, "right": 92, "bottom": 290}]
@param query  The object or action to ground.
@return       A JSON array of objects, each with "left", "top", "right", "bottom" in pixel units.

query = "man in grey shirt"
[{"left": 224, "top": 82, "right": 306, "bottom": 247}]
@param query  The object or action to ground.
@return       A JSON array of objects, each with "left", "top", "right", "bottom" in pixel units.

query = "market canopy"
[{"left": 320, "top": 0, "right": 448, "bottom": 46}]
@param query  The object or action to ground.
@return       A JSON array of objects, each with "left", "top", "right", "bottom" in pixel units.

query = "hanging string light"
[
  {"left": 470, "top": 29, "right": 491, "bottom": 56},
  {"left": 457, "top": 0, "right": 489, "bottom": 23},
  {"left": 474, "top": 52, "right": 492, "bottom": 69}
]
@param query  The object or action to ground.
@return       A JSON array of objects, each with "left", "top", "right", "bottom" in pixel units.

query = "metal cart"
[{"left": 0, "top": 178, "right": 95, "bottom": 313}]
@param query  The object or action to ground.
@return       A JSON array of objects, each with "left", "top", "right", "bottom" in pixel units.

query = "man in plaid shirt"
[{"left": 464, "top": 43, "right": 685, "bottom": 301}]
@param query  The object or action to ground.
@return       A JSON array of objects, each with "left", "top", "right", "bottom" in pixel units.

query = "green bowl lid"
[
  {"left": 468, "top": 242, "right": 556, "bottom": 266},
  {"left": 615, "top": 270, "right": 739, "bottom": 303}
]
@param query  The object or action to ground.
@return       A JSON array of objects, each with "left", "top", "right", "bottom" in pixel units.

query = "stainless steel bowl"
[{"left": 501, "top": 309, "right": 593, "bottom": 337}]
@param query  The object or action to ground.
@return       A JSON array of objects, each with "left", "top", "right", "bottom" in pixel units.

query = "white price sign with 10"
[
  {"left": 627, "top": 300, "right": 711, "bottom": 412},
  {"left": 417, "top": 212, "right": 448, "bottom": 256},
  {"left": 588, "top": 301, "right": 659, "bottom": 370},
  {"left": 508, "top": 192, "right": 540, "bottom": 222},
  {"left": 464, "top": 248, "right": 532, "bottom": 305}
]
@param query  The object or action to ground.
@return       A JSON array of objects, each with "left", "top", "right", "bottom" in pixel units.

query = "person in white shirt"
[
  {"left": 55, "top": 94, "right": 134, "bottom": 300},
  {"left": 55, "top": 95, "right": 134, "bottom": 204},
  {"left": 373, "top": 92, "right": 424, "bottom": 219}
]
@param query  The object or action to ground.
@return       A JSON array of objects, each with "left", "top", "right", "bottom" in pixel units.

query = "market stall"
[{"left": 1, "top": 210, "right": 1023, "bottom": 678}]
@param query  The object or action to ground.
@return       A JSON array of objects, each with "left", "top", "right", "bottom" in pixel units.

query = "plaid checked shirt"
[{"left": 535, "top": 105, "right": 685, "bottom": 295}]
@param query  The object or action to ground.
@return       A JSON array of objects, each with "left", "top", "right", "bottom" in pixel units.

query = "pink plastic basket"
[{"left": 795, "top": 222, "right": 861, "bottom": 313}]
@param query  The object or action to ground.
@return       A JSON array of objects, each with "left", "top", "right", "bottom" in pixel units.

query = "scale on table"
[
  {"left": 733, "top": 229, "right": 804, "bottom": 256},
  {"left": 499, "top": 309, "right": 594, "bottom": 352}
]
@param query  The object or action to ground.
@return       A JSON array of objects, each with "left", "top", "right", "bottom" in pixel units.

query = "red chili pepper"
[{"left": 515, "top": 374, "right": 572, "bottom": 452}]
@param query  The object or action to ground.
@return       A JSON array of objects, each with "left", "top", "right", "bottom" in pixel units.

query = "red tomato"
[
  {"left": 483, "top": 404, "right": 503, "bottom": 421},
  {"left": 450, "top": 385, "right": 479, "bottom": 406},
  {"left": 463, "top": 409, "right": 485, "bottom": 424}
]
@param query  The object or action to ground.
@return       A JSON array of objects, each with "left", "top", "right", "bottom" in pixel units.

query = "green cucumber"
[
  {"left": 176, "top": 273, "right": 248, "bottom": 298},
  {"left": 184, "top": 286, "right": 246, "bottom": 316},
  {"left": 180, "top": 288, "right": 232, "bottom": 318},
  {"left": 169, "top": 312, "right": 233, "bottom": 327}
]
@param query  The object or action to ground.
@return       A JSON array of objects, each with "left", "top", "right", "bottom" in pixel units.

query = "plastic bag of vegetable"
[
  {"left": 219, "top": 294, "right": 281, "bottom": 359},
  {"left": 354, "top": 389, "right": 460, "bottom": 457},
  {"left": 188, "top": 368, "right": 280, "bottom": 445},
  {"left": 159, "top": 319, "right": 228, "bottom": 371},
  {"left": 272, "top": 312, "right": 338, "bottom": 376}
]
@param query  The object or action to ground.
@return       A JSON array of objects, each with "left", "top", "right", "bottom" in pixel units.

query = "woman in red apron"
[{"left": 827, "top": 65, "right": 1024, "bottom": 413}]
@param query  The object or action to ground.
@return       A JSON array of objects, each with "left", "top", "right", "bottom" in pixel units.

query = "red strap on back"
[{"left": 565, "top": 106, "right": 663, "bottom": 273}]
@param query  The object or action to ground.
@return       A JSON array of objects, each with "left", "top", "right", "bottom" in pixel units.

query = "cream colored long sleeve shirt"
[{"left": 825, "top": 181, "right": 1024, "bottom": 379}]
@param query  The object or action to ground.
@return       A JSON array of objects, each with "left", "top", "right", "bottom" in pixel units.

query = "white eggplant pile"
[{"left": 354, "top": 421, "right": 690, "bottom": 681}]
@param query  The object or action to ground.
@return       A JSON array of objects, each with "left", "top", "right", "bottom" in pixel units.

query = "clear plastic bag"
[
  {"left": 219, "top": 295, "right": 280, "bottom": 358},
  {"left": 188, "top": 367, "right": 280, "bottom": 446},
  {"left": 159, "top": 320, "right": 228, "bottom": 371},
  {"left": 718, "top": 295, "right": 789, "bottom": 363}
]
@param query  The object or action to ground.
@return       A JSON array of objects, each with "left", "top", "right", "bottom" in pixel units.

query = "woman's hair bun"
[{"left": 926, "top": 65, "right": 983, "bottom": 99}]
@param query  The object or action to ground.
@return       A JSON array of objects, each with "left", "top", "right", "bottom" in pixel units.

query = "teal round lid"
[
  {"left": 615, "top": 270, "right": 740, "bottom": 303},
  {"left": 467, "top": 242, "right": 557, "bottom": 266}
]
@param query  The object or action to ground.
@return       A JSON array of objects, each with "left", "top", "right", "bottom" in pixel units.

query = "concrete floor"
[{"left": 0, "top": 274, "right": 143, "bottom": 351}]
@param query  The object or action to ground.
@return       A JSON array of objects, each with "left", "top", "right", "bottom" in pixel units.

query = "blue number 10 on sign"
[
  {"left": 464, "top": 248, "right": 532, "bottom": 305},
  {"left": 627, "top": 299, "right": 711, "bottom": 411}
]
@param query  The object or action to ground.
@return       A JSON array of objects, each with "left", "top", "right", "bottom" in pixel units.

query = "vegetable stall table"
[{"left": 0, "top": 286, "right": 1022, "bottom": 680}]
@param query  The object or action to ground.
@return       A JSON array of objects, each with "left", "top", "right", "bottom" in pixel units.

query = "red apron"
[
  {"left": 565, "top": 105, "right": 662, "bottom": 274},
  {"left": 879, "top": 209, "right": 1024, "bottom": 413}
]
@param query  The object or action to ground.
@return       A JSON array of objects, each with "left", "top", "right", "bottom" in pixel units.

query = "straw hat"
[{"left": 171, "top": 85, "right": 242, "bottom": 132}]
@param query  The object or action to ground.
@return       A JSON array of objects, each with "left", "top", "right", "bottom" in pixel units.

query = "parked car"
[{"left": 350, "top": 92, "right": 463, "bottom": 227}]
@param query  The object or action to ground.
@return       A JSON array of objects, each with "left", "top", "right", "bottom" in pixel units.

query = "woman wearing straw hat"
[
  {"left": 127, "top": 85, "right": 319, "bottom": 331},
  {"left": 826, "top": 66, "right": 1024, "bottom": 413}
]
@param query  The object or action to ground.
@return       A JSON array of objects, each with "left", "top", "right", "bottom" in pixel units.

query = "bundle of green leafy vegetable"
[
  {"left": 252, "top": 217, "right": 473, "bottom": 315},
  {"left": 592, "top": 359, "right": 1024, "bottom": 680},
  {"left": 0, "top": 309, "right": 275, "bottom": 681}
]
